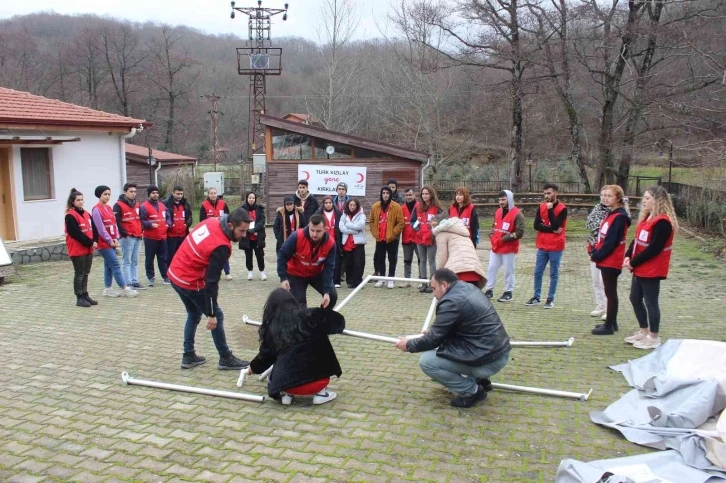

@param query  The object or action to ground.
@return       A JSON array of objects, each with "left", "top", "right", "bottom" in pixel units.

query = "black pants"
[
  {"left": 167, "top": 236, "right": 186, "bottom": 264},
  {"left": 244, "top": 239, "right": 265, "bottom": 271},
  {"left": 288, "top": 274, "right": 338, "bottom": 308},
  {"left": 630, "top": 276, "right": 662, "bottom": 333},
  {"left": 599, "top": 267, "right": 622, "bottom": 325},
  {"left": 71, "top": 254, "right": 93, "bottom": 296},
  {"left": 344, "top": 245, "right": 366, "bottom": 287},
  {"left": 144, "top": 237, "right": 168, "bottom": 281},
  {"left": 333, "top": 247, "right": 343, "bottom": 285},
  {"left": 373, "top": 239, "right": 399, "bottom": 277}
]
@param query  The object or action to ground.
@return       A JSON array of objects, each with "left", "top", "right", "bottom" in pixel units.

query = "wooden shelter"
[{"left": 125, "top": 144, "right": 197, "bottom": 201}]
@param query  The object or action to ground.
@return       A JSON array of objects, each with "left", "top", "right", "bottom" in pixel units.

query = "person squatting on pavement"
[
  {"left": 484, "top": 190, "right": 525, "bottom": 303},
  {"left": 277, "top": 214, "right": 338, "bottom": 309},
  {"left": 64, "top": 188, "right": 99, "bottom": 307},
  {"left": 245, "top": 288, "right": 345, "bottom": 405},
  {"left": 396, "top": 268, "right": 511, "bottom": 408},
  {"left": 168, "top": 207, "right": 252, "bottom": 371}
]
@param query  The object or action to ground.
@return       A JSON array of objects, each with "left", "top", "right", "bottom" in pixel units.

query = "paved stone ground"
[{"left": 1, "top": 218, "right": 725, "bottom": 482}]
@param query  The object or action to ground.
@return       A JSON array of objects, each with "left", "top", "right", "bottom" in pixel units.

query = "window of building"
[
  {"left": 314, "top": 140, "right": 352, "bottom": 159},
  {"left": 271, "top": 128, "right": 312, "bottom": 159},
  {"left": 21, "top": 148, "right": 53, "bottom": 201}
]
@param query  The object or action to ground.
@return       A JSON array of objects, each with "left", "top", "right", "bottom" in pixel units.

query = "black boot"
[
  {"left": 83, "top": 293, "right": 98, "bottom": 306},
  {"left": 76, "top": 296, "right": 91, "bottom": 308},
  {"left": 592, "top": 323, "right": 614, "bottom": 335},
  {"left": 594, "top": 321, "right": 618, "bottom": 332}
]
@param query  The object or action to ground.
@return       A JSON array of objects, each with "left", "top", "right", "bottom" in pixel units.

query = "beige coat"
[{"left": 433, "top": 217, "right": 486, "bottom": 281}]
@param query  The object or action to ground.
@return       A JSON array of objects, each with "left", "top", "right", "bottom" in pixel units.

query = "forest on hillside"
[{"left": 1, "top": 0, "right": 724, "bottom": 192}]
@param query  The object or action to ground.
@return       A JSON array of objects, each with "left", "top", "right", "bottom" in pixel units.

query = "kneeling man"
[{"left": 396, "top": 268, "right": 511, "bottom": 408}]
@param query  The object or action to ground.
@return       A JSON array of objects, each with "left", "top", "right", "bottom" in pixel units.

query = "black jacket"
[
  {"left": 112, "top": 195, "right": 138, "bottom": 238},
  {"left": 294, "top": 192, "right": 320, "bottom": 222},
  {"left": 273, "top": 208, "right": 306, "bottom": 252},
  {"left": 590, "top": 207, "right": 631, "bottom": 264},
  {"left": 238, "top": 203, "right": 267, "bottom": 250},
  {"left": 64, "top": 208, "right": 99, "bottom": 247},
  {"left": 407, "top": 281, "right": 511, "bottom": 366},
  {"left": 249, "top": 308, "right": 345, "bottom": 397},
  {"left": 163, "top": 195, "right": 193, "bottom": 236}
]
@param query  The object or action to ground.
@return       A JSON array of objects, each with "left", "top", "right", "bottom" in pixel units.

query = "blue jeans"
[
  {"left": 172, "top": 284, "right": 231, "bottom": 357},
  {"left": 120, "top": 237, "right": 142, "bottom": 285},
  {"left": 533, "top": 249, "right": 563, "bottom": 301},
  {"left": 99, "top": 248, "right": 127, "bottom": 289},
  {"left": 419, "top": 351, "right": 509, "bottom": 396},
  {"left": 144, "top": 238, "right": 168, "bottom": 281}
]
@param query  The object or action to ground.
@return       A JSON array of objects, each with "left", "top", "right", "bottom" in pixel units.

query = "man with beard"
[
  {"left": 140, "top": 185, "right": 172, "bottom": 286},
  {"left": 164, "top": 186, "right": 193, "bottom": 263},
  {"left": 294, "top": 180, "right": 320, "bottom": 222}
]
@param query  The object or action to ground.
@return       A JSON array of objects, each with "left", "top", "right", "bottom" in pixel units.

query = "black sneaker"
[
  {"left": 591, "top": 324, "right": 614, "bottom": 335},
  {"left": 484, "top": 290, "right": 494, "bottom": 299},
  {"left": 82, "top": 293, "right": 98, "bottom": 306},
  {"left": 476, "top": 378, "right": 494, "bottom": 392},
  {"left": 162, "top": 278, "right": 172, "bottom": 285},
  {"left": 218, "top": 353, "right": 250, "bottom": 370},
  {"left": 131, "top": 282, "right": 147, "bottom": 291},
  {"left": 594, "top": 322, "right": 618, "bottom": 332},
  {"left": 525, "top": 297, "right": 540, "bottom": 306},
  {"left": 497, "top": 292, "right": 513, "bottom": 303},
  {"left": 451, "top": 385, "right": 488, "bottom": 408},
  {"left": 181, "top": 352, "right": 206, "bottom": 369},
  {"left": 543, "top": 299, "right": 555, "bottom": 309},
  {"left": 76, "top": 296, "right": 91, "bottom": 308}
]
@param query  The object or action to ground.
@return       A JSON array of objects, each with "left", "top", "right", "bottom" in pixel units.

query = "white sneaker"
[
  {"left": 122, "top": 287, "right": 138, "bottom": 298},
  {"left": 634, "top": 335, "right": 661, "bottom": 350},
  {"left": 398, "top": 282, "right": 410, "bottom": 288},
  {"left": 280, "top": 394, "right": 293, "bottom": 405},
  {"left": 103, "top": 288, "right": 120, "bottom": 297},
  {"left": 260, "top": 271, "right": 267, "bottom": 281},
  {"left": 247, "top": 271, "right": 254, "bottom": 280},
  {"left": 590, "top": 306, "right": 605, "bottom": 317},
  {"left": 624, "top": 331, "right": 648, "bottom": 344},
  {"left": 601, "top": 313, "right": 607, "bottom": 321},
  {"left": 226, "top": 273, "right": 233, "bottom": 281},
  {"left": 312, "top": 390, "right": 337, "bottom": 405},
  {"left": 374, "top": 281, "right": 384, "bottom": 288},
  {"left": 387, "top": 281, "right": 395, "bottom": 289},
  {"left": 334, "top": 284, "right": 341, "bottom": 288}
]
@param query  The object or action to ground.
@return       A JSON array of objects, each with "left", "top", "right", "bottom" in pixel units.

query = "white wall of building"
[{"left": 11, "top": 130, "right": 128, "bottom": 241}]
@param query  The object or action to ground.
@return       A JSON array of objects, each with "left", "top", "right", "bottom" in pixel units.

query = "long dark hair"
[
  {"left": 344, "top": 198, "right": 361, "bottom": 216},
  {"left": 259, "top": 288, "right": 304, "bottom": 346},
  {"left": 419, "top": 185, "right": 442, "bottom": 212},
  {"left": 66, "top": 188, "right": 83, "bottom": 211},
  {"left": 244, "top": 191, "right": 257, "bottom": 210}
]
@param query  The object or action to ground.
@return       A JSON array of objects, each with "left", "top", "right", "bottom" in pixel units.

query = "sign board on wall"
[{"left": 298, "top": 164, "right": 367, "bottom": 196}]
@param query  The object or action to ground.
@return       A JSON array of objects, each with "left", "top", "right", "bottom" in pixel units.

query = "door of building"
[{"left": 0, "top": 148, "right": 17, "bottom": 241}]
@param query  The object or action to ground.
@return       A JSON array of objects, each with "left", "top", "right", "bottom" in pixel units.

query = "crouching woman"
[{"left": 246, "top": 288, "right": 345, "bottom": 405}]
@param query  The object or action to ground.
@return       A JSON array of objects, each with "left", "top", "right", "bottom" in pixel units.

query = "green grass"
[{"left": 630, "top": 166, "right": 725, "bottom": 189}]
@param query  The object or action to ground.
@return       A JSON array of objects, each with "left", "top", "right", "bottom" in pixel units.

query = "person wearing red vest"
[
  {"left": 92, "top": 186, "right": 138, "bottom": 298},
  {"left": 140, "top": 185, "right": 172, "bottom": 286},
  {"left": 449, "top": 186, "right": 480, "bottom": 246},
  {"left": 316, "top": 196, "right": 343, "bottom": 288},
  {"left": 484, "top": 190, "right": 525, "bottom": 303},
  {"left": 200, "top": 187, "right": 232, "bottom": 280},
  {"left": 113, "top": 183, "right": 145, "bottom": 290},
  {"left": 64, "top": 188, "right": 98, "bottom": 307},
  {"left": 525, "top": 183, "right": 568, "bottom": 309},
  {"left": 277, "top": 215, "right": 338, "bottom": 309},
  {"left": 623, "top": 186, "right": 677, "bottom": 350},
  {"left": 400, "top": 189, "right": 420, "bottom": 287},
  {"left": 238, "top": 191, "right": 267, "bottom": 280},
  {"left": 168, "top": 208, "right": 253, "bottom": 370},
  {"left": 412, "top": 186, "right": 443, "bottom": 293},
  {"left": 163, "top": 185, "right": 193, "bottom": 264},
  {"left": 589, "top": 185, "right": 632, "bottom": 336}
]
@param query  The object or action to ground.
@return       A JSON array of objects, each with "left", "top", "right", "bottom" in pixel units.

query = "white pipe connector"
[{"left": 121, "top": 371, "right": 264, "bottom": 403}]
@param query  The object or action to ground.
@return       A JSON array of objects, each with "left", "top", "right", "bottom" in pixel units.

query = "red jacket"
[
  {"left": 415, "top": 205, "right": 439, "bottom": 246},
  {"left": 142, "top": 200, "right": 168, "bottom": 240},
  {"left": 491, "top": 207, "right": 521, "bottom": 255},
  {"left": 287, "top": 229, "right": 336, "bottom": 278},
  {"left": 594, "top": 211, "right": 628, "bottom": 270},
  {"left": 115, "top": 200, "right": 142, "bottom": 237},
  {"left": 535, "top": 202, "right": 567, "bottom": 251},
  {"left": 202, "top": 199, "right": 227, "bottom": 218},
  {"left": 168, "top": 203, "right": 188, "bottom": 238},
  {"left": 94, "top": 203, "right": 118, "bottom": 250},
  {"left": 632, "top": 215, "right": 674, "bottom": 279},
  {"left": 449, "top": 204, "right": 475, "bottom": 236},
  {"left": 402, "top": 202, "right": 418, "bottom": 244},
  {"left": 65, "top": 209, "right": 94, "bottom": 257},
  {"left": 167, "top": 218, "right": 232, "bottom": 290},
  {"left": 321, "top": 209, "right": 337, "bottom": 240}
]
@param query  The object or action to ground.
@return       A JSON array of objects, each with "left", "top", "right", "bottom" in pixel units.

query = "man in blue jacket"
[{"left": 396, "top": 268, "right": 511, "bottom": 408}]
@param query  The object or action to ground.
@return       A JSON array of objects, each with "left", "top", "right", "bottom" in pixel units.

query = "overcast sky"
[{"left": 0, "top": 0, "right": 396, "bottom": 42}]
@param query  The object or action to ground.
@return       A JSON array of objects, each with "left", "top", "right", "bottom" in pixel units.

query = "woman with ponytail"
[{"left": 64, "top": 189, "right": 98, "bottom": 307}]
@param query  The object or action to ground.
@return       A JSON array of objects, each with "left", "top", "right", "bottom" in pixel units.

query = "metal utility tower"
[
  {"left": 231, "top": 1, "right": 288, "bottom": 159},
  {"left": 200, "top": 93, "right": 224, "bottom": 171}
]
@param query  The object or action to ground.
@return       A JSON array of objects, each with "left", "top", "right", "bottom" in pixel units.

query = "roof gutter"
[
  {"left": 119, "top": 127, "right": 140, "bottom": 187},
  {"left": 421, "top": 157, "right": 431, "bottom": 187},
  {"left": 155, "top": 161, "right": 162, "bottom": 188}
]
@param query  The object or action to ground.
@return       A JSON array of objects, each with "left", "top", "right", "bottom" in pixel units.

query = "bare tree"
[
  {"left": 101, "top": 23, "right": 148, "bottom": 116},
  {"left": 70, "top": 26, "right": 109, "bottom": 109}
]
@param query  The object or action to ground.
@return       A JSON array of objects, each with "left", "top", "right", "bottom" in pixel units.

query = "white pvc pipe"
[
  {"left": 121, "top": 371, "right": 265, "bottom": 402},
  {"left": 491, "top": 383, "right": 593, "bottom": 401},
  {"left": 258, "top": 365, "right": 273, "bottom": 381},
  {"left": 510, "top": 337, "right": 575, "bottom": 347},
  {"left": 421, "top": 297, "right": 437, "bottom": 332},
  {"left": 333, "top": 274, "right": 372, "bottom": 311},
  {"left": 370, "top": 275, "right": 430, "bottom": 284}
]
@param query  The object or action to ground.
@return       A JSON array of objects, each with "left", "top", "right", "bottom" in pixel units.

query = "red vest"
[
  {"left": 115, "top": 200, "right": 142, "bottom": 237},
  {"left": 65, "top": 209, "right": 94, "bottom": 257},
  {"left": 536, "top": 202, "right": 567, "bottom": 251},
  {"left": 594, "top": 211, "right": 628, "bottom": 270},
  {"left": 247, "top": 208, "right": 258, "bottom": 241},
  {"left": 202, "top": 199, "right": 227, "bottom": 218},
  {"left": 168, "top": 203, "right": 188, "bottom": 238},
  {"left": 450, "top": 204, "right": 475, "bottom": 237},
  {"left": 322, "top": 210, "right": 337, "bottom": 240},
  {"left": 94, "top": 203, "right": 118, "bottom": 250},
  {"left": 287, "top": 229, "right": 336, "bottom": 278},
  {"left": 415, "top": 206, "right": 439, "bottom": 246},
  {"left": 632, "top": 215, "right": 674, "bottom": 279},
  {"left": 142, "top": 200, "right": 168, "bottom": 240},
  {"left": 491, "top": 207, "right": 521, "bottom": 255},
  {"left": 402, "top": 202, "right": 418, "bottom": 244},
  {"left": 167, "top": 218, "right": 232, "bottom": 290}
]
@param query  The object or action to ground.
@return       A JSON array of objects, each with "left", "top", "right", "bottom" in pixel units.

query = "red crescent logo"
[
  {"left": 356, "top": 173, "right": 364, "bottom": 183},
  {"left": 302, "top": 171, "right": 310, "bottom": 181}
]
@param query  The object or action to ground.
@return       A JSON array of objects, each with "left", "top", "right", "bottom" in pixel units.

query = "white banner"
[{"left": 298, "top": 164, "right": 367, "bottom": 196}]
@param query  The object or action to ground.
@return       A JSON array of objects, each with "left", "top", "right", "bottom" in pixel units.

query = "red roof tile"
[
  {"left": 125, "top": 143, "right": 197, "bottom": 163},
  {"left": 0, "top": 87, "right": 149, "bottom": 129}
]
